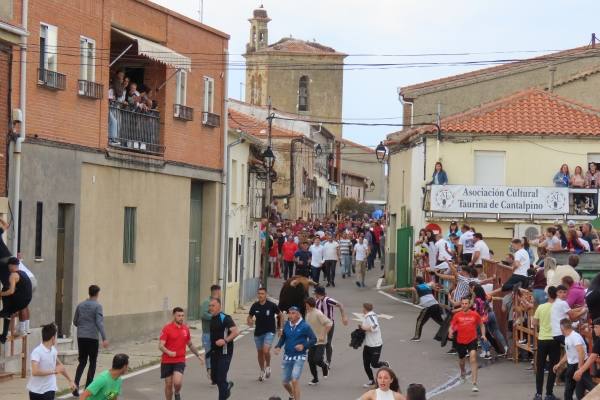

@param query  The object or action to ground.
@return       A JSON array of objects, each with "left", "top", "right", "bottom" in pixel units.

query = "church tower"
[{"left": 243, "top": 5, "right": 346, "bottom": 138}]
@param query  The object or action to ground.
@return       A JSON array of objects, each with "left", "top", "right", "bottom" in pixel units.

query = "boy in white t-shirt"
[
  {"left": 353, "top": 236, "right": 370, "bottom": 288},
  {"left": 553, "top": 319, "right": 589, "bottom": 400},
  {"left": 28, "top": 323, "right": 75, "bottom": 399}
]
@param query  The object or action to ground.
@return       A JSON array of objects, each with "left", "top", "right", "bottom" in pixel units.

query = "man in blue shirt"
[{"left": 274, "top": 306, "right": 316, "bottom": 400}]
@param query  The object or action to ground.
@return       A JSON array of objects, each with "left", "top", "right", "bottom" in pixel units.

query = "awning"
[{"left": 112, "top": 28, "right": 191, "bottom": 71}]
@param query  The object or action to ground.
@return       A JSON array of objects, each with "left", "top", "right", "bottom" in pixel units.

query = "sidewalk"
[{"left": 2, "top": 310, "right": 250, "bottom": 400}]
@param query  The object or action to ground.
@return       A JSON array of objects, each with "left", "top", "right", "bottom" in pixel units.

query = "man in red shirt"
[
  {"left": 159, "top": 307, "right": 203, "bottom": 400},
  {"left": 448, "top": 298, "right": 487, "bottom": 393},
  {"left": 282, "top": 235, "right": 299, "bottom": 280}
]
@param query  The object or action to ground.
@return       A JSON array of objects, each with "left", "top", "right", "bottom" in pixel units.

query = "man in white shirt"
[
  {"left": 28, "top": 323, "right": 75, "bottom": 399},
  {"left": 553, "top": 318, "right": 589, "bottom": 400},
  {"left": 458, "top": 225, "right": 475, "bottom": 263},
  {"left": 488, "top": 238, "right": 531, "bottom": 297},
  {"left": 309, "top": 237, "right": 325, "bottom": 283},
  {"left": 353, "top": 235, "right": 369, "bottom": 288},
  {"left": 322, "top": 234, "right": 340, "bottom": 288},
  {"left": 470, "top": 233, "right": 490, "bottom": 267},
  {"left": 435, "top": 234, "right": 453, "bottom": 264},
  {"left": 550, "top": 285, "right": 587, "bottom": 343},
  {"left": 359, "top": 303, "right": 389, "bottom": 387}
]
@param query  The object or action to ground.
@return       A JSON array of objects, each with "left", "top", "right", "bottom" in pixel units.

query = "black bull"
[{"left": 277, "top": 275, "right": 317, "bottom": 316}]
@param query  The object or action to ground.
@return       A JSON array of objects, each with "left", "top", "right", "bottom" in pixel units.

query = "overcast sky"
[{"left": 151, "top": 0, "right": 600, "bottom": 147}]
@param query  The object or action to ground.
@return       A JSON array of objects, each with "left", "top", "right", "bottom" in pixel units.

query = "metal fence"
[{"left": 108, "top": 102, "right": 163, "bottom": 155}]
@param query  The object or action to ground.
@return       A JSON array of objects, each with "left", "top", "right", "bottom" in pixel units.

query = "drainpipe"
[
  {"left": 273, "top": 137, "right": 303, "bottom": 200},
  {"left": 397, "top": 89, "right": 414, "bottom": 128},
  {"left": 10, "top": 0, "right": 28, "bottom": 254},
  {"left": 222, "top": 137, "right": 245, "bottom": 311},
  {"left": 218, "top": 47, "right": 229, "bottom": 301}
]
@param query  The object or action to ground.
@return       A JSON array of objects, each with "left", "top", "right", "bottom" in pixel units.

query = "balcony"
[
  {"left": 202, "top": 112, "right": 220, "bottom": 128},
  {"left": 173, "top": 104, "right": 194, "bottom": 121},
  {"left": 108, "top": 102, "right": 164, "bottom": 155},
  {"left": 78, "top": 80, "right": 103, "bottom": 100},
  {"left": 38, "top": 68, "right": 66, "bottom": 90},
  {"left": 423, "top": 184, "right": 599, "bottom": 221}
]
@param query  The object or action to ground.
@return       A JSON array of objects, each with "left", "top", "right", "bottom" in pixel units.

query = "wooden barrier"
[
  {"left": 0, "top": 335, "right": 27, "bottom": 379},
  {"left": 483, "top": 260, "right": 514, "bottom": 342},
  {"left": 512, "top": 291, "right": 536, "bottom": 365}
]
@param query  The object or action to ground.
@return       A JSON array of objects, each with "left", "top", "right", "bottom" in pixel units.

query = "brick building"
[{"left": 3, "top": 0, "right": 229, "bottom": 341}]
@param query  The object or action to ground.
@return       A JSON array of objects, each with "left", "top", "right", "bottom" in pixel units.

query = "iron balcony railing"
[
  {"left": 38, "top": 68, "right": 66, "bottom": 90},
  {"left": 108, "top": 102, "right": 164, "bottom": 155},
  {"left": 173, "top": 104, "right": 194, "bottom": 121},
  {"left": 78, "top": 80, "right": 103, "bottom": 99},
  {"left": 202, "top": 111, "right": 220, "bottom": 128}
]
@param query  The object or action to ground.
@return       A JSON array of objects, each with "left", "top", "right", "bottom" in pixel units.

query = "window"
[
  {"left": 34, "top": 202, "right": 43, "bottom": 259},
  {"left": 79, "top": 36, "right": 95, "bottom": 82},
  {"left": 39, "top": 23, "right": 58, "bottom": 72},
  {"left": 203, "top": 77, "right": 214, "bottom": 112},
  {"left": 175, "top": 70, "right": 187, "bottom": 106},
  {"left": 123, "top": 207, "right": 136, "bottom": 263},
  {"left": 588, "top": 153, "right": 600, "bottom": 165},
  {"left": 298, "top": 76, "right": 309, "bottom": 111},
  {"left": 474, "top": 151, "right": 506, "bottom": 185}
]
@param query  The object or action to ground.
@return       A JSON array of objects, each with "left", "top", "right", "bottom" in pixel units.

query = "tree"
[{"left": 336, "top": 197, "right": 375, "bottom": 217}]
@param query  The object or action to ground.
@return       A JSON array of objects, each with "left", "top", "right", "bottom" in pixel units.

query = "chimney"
[{"left": 548, "top": 65, "right": 557, "bottom": 92}]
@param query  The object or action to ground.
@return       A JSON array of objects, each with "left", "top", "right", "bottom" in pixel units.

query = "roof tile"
[{"left": 228, "top": 109, "right": 302, "bottom": 138}]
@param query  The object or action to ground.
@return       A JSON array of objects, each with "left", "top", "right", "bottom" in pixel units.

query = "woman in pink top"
[{"left": 562, "top": 275, "right": 586, "bottom": 308}]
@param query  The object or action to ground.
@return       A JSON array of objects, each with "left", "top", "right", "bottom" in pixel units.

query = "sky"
[{"left": 151, "top": 0, "right": 600, "bottom": 148}]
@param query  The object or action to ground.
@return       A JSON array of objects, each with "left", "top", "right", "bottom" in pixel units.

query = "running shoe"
[
  {"left": 446, "top": 348, "right": 457, "bottom": 355},
  {"left": 363, "top": 380, "right": 375, "bottom": 388},
  {"left": 483, "top": 352, "right": 492, "bottom": 360},
  {"left": 309, "top": 379, "right": 319, "bottom": 385},
  {"left": 72, "top": 389, "right": 80, "bottom": 398},
  {"left": 258, "top": 370, "right": 265, "bottom": 381},
  {"left": 472, "top": 384, "right": 479, "bottom": 392},
  {"left": 265, "top": 366, "right": 271, "bottom": 379},
  {"left": 410, "top": 337, "right": 421, "bottom": 342},
  {"left": 532, "top": 394, "right": 543, "bottom": 400},
  {"left": 460, "top": 375, "right": 466, "bottom": 384},
  {"left": 174, "top": 393, "right": 181, "bottom": 400},
  {"left": 355, "top": 281, "right": 361, "bottom": 288}
]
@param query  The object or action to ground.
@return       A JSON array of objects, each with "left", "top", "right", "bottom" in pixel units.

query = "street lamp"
[
  {"left": 262, "top": 146, "right": 275, "bottom": 168},
  {"left": 314, "top": 143, "right": 322, "bottom": 157},
  {"left": 375, "top": 141, "right": 387, "bottom": 163},
  {"left": 365, "top": 180, "right": 375, "bottom": 192}
]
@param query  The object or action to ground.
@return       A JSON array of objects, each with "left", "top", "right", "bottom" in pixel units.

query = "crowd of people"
[{"left": 404, "top": 219, "right": 600, "bottom": 399}]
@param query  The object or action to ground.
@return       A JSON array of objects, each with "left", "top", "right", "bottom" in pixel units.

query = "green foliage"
[{"left": 336, "top": 197, "right": 375, "bottom": 216}]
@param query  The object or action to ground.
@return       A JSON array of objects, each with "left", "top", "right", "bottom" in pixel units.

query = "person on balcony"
[
  {"left": 585, "top": 162, "right": 600, "bottom": 215},
  {"left": 570, "top": 166, "right": 588, "bottom": 215},
  {"left": 428, "top": 162, "right": 448, "bottom": 185},
  {"left": 553, "top": 164, "right": 570, "bottom": 187}
]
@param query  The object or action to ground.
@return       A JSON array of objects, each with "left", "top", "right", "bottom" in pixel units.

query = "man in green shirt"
[
  {"left": 200, "top": 284, "right": 221, "bottom": 383},
  {"left": 532, "top": 286, "right": 559, "bottom": 400},
  {"left": 80, "top": 354, "right": 128, "bottom": 400}
]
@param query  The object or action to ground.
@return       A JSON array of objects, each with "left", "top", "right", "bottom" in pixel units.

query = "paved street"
[{"left": 118, "top": 269, "right": 545, "bottom": 400}]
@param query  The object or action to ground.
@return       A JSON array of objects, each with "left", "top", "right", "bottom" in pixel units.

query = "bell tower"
[{"left": 246, "top": 5, "right": 270, "bottom": 53}]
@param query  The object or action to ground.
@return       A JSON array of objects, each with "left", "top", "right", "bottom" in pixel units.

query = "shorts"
[
  {"left": 281, "top": 357, "right": 305, "bottom": 383},
  {"left": 501, "top": 274, "right": 529, "bottom": 292},
  {"left": 456, "top": 340, "right": 478, "bottom": 359},
  {"left": 160, "top": 362, "right": 186, "bottom": 379},
  {"left": 254, "top": 332, "right": 275, "bottom": 349}
]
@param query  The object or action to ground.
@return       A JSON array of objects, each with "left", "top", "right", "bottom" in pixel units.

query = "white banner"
[{"left": 429, "top": 185, "right": 570, "bottom": 214}]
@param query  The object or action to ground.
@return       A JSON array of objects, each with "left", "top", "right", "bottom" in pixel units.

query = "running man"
[
  {"left": 359, "top": 303, "right": 390, "bottom": 388},
  {"left": 554, "top": 318, "right": 592, "bottom": 400},
  {"left": 159, "top": 307, "right": 203, "bottom": 400},
  {"left": 0, "top": 256, "right": 32, "bottom": 344},
  {"left": 274, "top": 306, "right": 316, "bottom": 400},
  {"left": 72, "top": 284, "right": 109, "bottom": 397},
  {"left": 209, "top": 298, "right": 239, "bottom": 400},
  {"left": 200, "top": 284, "right": 221, "bottom": 383},
  {"left": 247, "top": 287, "right": 282, "bottom": 382},
  {"left": 354, "top": 235, "right": 369, "bottom": 288},
  {"left": 314, "top": 286, "right": 349, "bottom": 367},
  {"left": 27, "top": 323, "right": 76, "bottom": 400},
  {"left": 448, "top": 297, "right": 487, "bottom": 393},
  {"left": 305, "top": 297, "right": 332, "bottom": 385},
  {"left": 79, "top": 354, "right": 129, "bottom": 400},
  {"left": 392, "top": 276, "right": 444, "bottom": 342}
]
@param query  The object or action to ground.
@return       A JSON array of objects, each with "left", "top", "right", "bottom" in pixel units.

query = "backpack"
[{"left": 349, "top": 328, "right": 366, "bottom": 349}]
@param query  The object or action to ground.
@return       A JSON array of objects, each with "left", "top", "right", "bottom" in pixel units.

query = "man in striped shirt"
[
  {"left": 314, "top": 286, "right": 349, "bottom": 368},
  {"left": 339, "top": 233, "right": 353, "bottom": 279}
]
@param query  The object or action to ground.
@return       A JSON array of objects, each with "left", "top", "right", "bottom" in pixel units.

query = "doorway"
[
  {"left": 187, "top": 182, "right": 203, "bottom": 319},
  {"left": 55, "top": 203, "right": 75, "bottom": 337}
]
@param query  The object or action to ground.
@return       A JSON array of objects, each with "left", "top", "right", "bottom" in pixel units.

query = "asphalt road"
[{"left": 120, "top": 268, "right": 549, "bottom": 400}]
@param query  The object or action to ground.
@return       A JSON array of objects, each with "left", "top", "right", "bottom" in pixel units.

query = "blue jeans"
[
  {"left": 533, "top": 288, "right": 547, "bottom": 305},
  {"left": 486, "top": 312, "right": 507, "bottom": 350},
  {"left": 282, "top": 357, "right": 305, "bottom": 383},
  {"left": 340, "top": 255, "right": 352, "bottom": 275},
  {"left": 202, "top": 333, "right": 212, "bottom": 369}
]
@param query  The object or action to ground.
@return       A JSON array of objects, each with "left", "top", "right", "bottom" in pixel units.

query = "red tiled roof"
[
  {"left": 228, "top": 109, "right": 302, "bottom": 138},
  {"left": 389, "top": 89, "right": 600, "bottom": 143},
  {"left": 341, "top": 138, "right": 375, "bottom": 153},
  {"left": 401, "top": 45, "right": 598, "bottom": 95},
  {"left": 255, "top": 37, "right": 345, "bottom": 56}
]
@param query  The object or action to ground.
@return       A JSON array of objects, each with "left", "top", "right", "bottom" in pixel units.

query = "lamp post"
[
  {"left": 375, "top": 141, "right": 387, "bottom": 163},
  {"left": 262, "top": 102, "right": 276, "bottom": 290}
]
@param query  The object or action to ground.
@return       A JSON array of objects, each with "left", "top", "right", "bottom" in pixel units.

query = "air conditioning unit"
[{"left": 514, "top": 224, "right": 541, "bottom": 241}]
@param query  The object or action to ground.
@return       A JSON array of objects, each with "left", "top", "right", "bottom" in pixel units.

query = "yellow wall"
[{"left": 78, "top": 164, "right": 191, "bottom": 316}]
